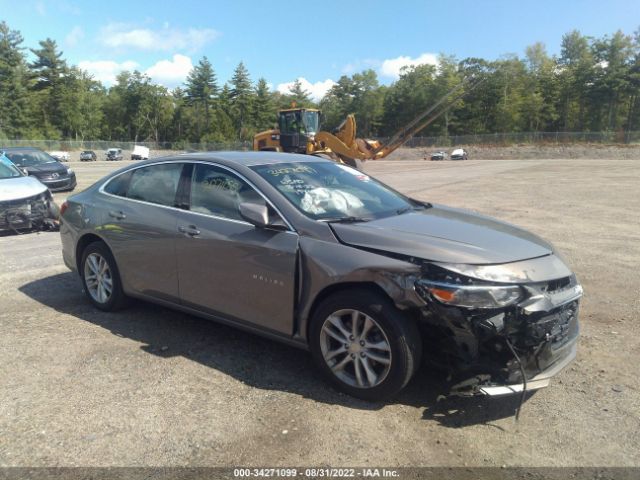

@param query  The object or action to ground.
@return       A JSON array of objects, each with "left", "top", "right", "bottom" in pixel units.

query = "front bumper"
[
  {"left": 418, "top": 278, "right": 582, "bottom": 397},
  {"left": 37, "top": 173, "right": 77, "bottom": 191},
  {"left": 479, "top": 341, "right": 576, "bottom": 396}
]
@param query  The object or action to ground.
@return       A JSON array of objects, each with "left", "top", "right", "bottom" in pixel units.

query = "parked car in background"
[
  {"left": 2, "top": 147, "right": 76, "bottom": 192},
  {"left": 450, "top": 148, "right": 468, "bottom": 160},
  {"left": 0, "top": 152, "right": 59, "bottom": 232},
  {"left": 106, "top": 148, "right": 123, "bottom": 161},
  {"left": 80, "top": 150, "right": 97, "bottom": 162},
  {"left": 131, "top": 145, "right": 149, "bottom": 160},
  {"left": 430, "top": 151, "right": 446, "bottom": 161},
  {"left": 48, "top": 151, "right": 70, "bottom": 162},
  {"left": 60, "top": 152, "right": 581, "bottom": 401}
]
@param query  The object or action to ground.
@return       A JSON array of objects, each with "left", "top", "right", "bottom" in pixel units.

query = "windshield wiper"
[{"left": 320, "top": 216, "right": 372, "bottom": 223}]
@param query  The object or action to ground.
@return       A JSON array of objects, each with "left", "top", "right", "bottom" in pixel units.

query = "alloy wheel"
[
  {"left": 319, "top": 309, "right": 392, "bottom": 388},
  {"left": 84, "top": 253, "right": 113, "bottom": 304}
]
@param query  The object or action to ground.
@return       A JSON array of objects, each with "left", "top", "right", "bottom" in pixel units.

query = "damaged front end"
[
  {"left": 0, "top": 190, "right": 60, "bottom": 233},
  {"left": 413, "top": 259, "right": 582, "bottom": 397}
]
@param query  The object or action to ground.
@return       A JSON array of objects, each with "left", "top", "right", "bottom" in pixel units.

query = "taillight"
[{"left": 59, "top": 201, "right": 68, "bottom": 217}]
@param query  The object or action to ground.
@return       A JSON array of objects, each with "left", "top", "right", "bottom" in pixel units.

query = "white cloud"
[
  {"left": 276, "top": 77, "right": 336, "bottom": 102},
  {"left": 65, "top": 26, "right": 84, "bottom": 47},
  {"left": 99, "top": 22, "right": 220, "bottom": 52},
  {"left": 379, "top": 53, "right": 438, "bottom": 79},
  {"left": 78, "top": 60, "right": 139, "bottom": 85},
  {"left": 342, "top": 59, "right": 381, "bottom": 75},
  {"left": 35, "top": 1, "right": 46, "bottom": 15},
  {"left": 145, "top": 54, "right": 193, "bottom": 87}
]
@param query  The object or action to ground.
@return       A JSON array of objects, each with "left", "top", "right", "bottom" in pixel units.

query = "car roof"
[
  {"left": 1, "top": 146, "right": 46, "bottom": 152},
  {"left": 174, "top": 151, "right": 330, "bottom": 167}
]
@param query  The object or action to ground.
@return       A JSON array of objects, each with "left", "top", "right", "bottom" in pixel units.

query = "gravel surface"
[{"left": 1, "top": 152, "right": 639, "bottom": 467}]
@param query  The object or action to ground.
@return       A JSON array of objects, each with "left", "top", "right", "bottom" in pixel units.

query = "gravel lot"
[{"left": 1, "top": 152, "right": 639, "bottom": 467}]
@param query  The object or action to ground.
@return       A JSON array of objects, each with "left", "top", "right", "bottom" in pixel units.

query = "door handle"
[
  {"left": 178, "top": 225, "right": 201, "bottom": 236},
  {"left": 108, "top": 210, "right": 126, "bottom": 220}
]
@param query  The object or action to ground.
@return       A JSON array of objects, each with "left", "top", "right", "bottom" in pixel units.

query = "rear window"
[
  {"left": 104, "top": 170, "right": 133, "bottom": 196},
  {"left": 126, "top": 164, "right": 183, "bottom": 207}
]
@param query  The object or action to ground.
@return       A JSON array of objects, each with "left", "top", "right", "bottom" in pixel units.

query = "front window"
[
  {"left": 302, "top": 111, "right": 319, "bottom": 134},
  {"left": 251, "top": 161, "right": 413, "bottom": 221},
  {"left": 0, "top": 153, "right": 23, "bottom": 179},
  {"left": 189, "top": 163, "right": 281, "bottom": 224},
  {"left": 3, "top": 149, "right": 57, "bottom": 167}
]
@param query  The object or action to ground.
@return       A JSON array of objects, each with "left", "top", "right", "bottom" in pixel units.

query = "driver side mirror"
[{"left": 239, "top": 202, "right": 269, "bottom": 228}]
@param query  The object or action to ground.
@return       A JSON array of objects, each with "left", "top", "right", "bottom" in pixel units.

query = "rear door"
[
  {"left": 174, "top": 162, "right": 299, "bottom": 335},
  {"left": 99, "top": 162, "right": 184, "bottom": 302}
]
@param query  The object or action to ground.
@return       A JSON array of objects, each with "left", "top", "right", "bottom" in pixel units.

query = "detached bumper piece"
[
  {"left": 0, "top": 192, "right": 59, "bottom": 233},
  {"left": 419, "top": 279, "right": 582, "bottom": 397}
]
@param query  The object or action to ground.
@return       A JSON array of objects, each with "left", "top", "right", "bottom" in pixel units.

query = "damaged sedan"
[
  {"left": 0, "top": 152, "right": 59, "bottom": 232},
  {"left": 59, "top": 153, "right": 581, "bottom": 400}
]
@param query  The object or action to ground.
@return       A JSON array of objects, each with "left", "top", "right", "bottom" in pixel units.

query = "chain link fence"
[
  {"left": 2, "top": 131, "right": 639, "bottom": 152},
  {"left": 0, "top": 139, "right": 252, "bottom": 152},
  {"left": 386, "top": 131, "right": 640, "bottom": 148}
]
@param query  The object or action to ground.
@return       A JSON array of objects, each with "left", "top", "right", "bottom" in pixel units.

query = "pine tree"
[
  {"left": 29, "top": 38, "right": 67, "bottom": 136},
  {"left": 287, "top": 79, "right": 311, "bottom": 107},
  {"left": 253, "top": 78, "right": 275, "bottom": 131},
  {"left": 0, "top": 21, "right": 31, "bottom": 138},
  {"left": 185, "top": 56, "right": 219, "bottom": 137},
  {"left": 229, "top": 61, "right": 253, "bottom": 139}
]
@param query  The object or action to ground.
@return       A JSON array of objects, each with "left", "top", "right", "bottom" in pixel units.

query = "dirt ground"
[{"left": 1, "top": 150, "right": 639, "bottom": 468}]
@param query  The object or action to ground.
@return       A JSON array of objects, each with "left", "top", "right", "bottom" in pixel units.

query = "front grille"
[
  {"left": 542, "top": 276, "right": 572, "bottom": 293},
  {"left": 522, "top": 300, "right": 579, "bottom": 347}
]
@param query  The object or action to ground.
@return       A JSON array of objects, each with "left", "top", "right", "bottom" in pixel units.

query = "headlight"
[
  {"left": 66, "top": 167, "right": 74, "bottom": 175},
  {"left": 415, "top": 279, "right": 523, "bottom": 309}
]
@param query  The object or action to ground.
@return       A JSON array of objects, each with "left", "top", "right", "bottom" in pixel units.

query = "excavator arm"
[
  {"left": 315, "top": 115, "right": 386, "bottom": 164},
  {"left": 314, "top": 76, "right": 481, "bottom": 167}
]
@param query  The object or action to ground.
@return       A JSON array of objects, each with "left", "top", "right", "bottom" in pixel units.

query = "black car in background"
[
  {"left": 106, "top": 148, "right": 123, "bottom": 161},
  {"left": 2, "top": 147, "right": 77, "bottom": 192},
  {"left": 80, "top": 150, "right": 97, "bottom": 161}
]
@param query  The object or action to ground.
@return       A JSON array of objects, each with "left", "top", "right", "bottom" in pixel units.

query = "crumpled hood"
[
  {"left": 331, "top": 204, "right": 554, "bottom": 265},
  {"left": 0, "top": 176, "right": 48, "bottom": 202}
]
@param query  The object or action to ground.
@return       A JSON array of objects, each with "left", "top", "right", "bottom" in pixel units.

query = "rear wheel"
[
  {"left": 309, "top": 289, "right": 422, "bottom": 401},
  {"left": 80, "top": 241, "right": 128, "bottom": 311}
]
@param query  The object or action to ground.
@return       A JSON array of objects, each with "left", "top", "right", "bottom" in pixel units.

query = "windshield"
[
  {"left": 251, "top": 161, "right": 413, "bottom": 221},
  {"left": 3, "top": 149, "right": 57, "bottom": 167},
  {"left": 0, "top": 153, "right": 23, "bottom": 179},
  {"left": 303, "top": 111, "right": 319, "bottom": 134}
]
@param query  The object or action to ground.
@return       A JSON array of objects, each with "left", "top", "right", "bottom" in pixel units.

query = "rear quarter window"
[{"left": 103, "top": 170, "right": 133, "bottom": 197}]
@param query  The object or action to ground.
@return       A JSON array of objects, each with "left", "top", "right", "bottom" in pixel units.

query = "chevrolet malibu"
[{"left": 59, "top": 152, "right": 581, "bottom": 400}]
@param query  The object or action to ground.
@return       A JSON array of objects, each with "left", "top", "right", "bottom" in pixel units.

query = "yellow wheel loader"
[{"left": 253, "top": 78, "right": 479, "bottom": 169}]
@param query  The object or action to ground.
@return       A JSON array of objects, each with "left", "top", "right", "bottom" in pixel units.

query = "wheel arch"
[
  {"left": 75, "top": 233, "right": 109, "bottom": 272},
  {"left": 303, "top": 281, "right": 395, "bottom": 342}
]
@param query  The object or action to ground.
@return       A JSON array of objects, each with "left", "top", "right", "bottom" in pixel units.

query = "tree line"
[{"left": 1, "top": 21, "right": 638, "bottom": 145}]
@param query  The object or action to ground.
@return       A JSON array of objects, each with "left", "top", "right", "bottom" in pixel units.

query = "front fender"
[{"left": 297, "top": 237, "right": 423, "bottom": 339}]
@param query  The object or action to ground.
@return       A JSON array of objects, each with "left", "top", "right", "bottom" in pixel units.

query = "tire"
[
  {"left": 80, "top": 241, "right": 128, "bottom": 311},
  {"left": 309, "top": 289, "right": 422, "bottom": 401}
]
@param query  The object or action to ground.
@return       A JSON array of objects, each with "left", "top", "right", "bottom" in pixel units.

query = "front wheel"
[{"left": 309, "top": 289, "right": 422, "bottom": 401}]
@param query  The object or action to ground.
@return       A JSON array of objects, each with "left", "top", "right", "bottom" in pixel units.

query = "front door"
[{"left": 175, "top": 163, "right": 299, "bottom": 335}]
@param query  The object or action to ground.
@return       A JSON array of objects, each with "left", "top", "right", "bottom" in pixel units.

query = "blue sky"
[{"left": 1, "top": 0, "right": 638, "bottom": 99}]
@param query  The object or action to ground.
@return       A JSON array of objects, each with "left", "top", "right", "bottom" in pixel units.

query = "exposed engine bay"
[{"left": 0, "top": 190, "right": 59, "bottom": 233}]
